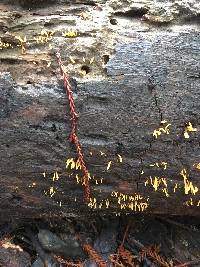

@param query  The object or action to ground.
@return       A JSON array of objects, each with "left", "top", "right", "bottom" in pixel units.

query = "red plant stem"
[{"left": 56, "top": 52, "right": 91, "bottom": 203}]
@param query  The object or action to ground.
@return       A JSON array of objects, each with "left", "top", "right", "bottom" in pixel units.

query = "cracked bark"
[{"left": 0, "top": 0, "right": 200, "bottom": 219}]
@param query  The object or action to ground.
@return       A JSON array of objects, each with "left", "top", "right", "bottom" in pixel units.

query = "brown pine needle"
[{"left": 83, "top": 244, "right": 107, "bottom": 267}]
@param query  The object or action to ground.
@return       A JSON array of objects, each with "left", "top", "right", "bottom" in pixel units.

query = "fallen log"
[{"left": 0, "top": 0, "right": 200, "bottom": 219}]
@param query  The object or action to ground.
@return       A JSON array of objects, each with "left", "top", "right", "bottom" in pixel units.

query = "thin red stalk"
[{"left": 56, "top": 52, "right": 91, "bottom": 203}]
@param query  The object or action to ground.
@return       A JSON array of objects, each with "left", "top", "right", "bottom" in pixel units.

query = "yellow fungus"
[
  {"left": 75, "top": 174, "right": 80, "bottom": 184},
  {"left": 69, "top": 56, "right": 76, "bottom": 64},
  {"left": 75, "top": 159, "right": 82, "bottom": 170},
  {"left": 45, "top": 186, "right": 57, "bottom": 198},
  {"left": 88, "top": 198, "right": 97, "bottom": 209},
  {"left": 185, "top": 198, "right": 193, "bottom": 206},
  {"left": 117, "top": 154, "right": 123, "bottom": 163},
  {"left": 52, "top": 171, "right": 59, "bottom": 181},
  {"left": 105, "top": 199, "right": 110, "bottom": 208},
  {"left": 0, "top": 39, "right": 12, "bottom": 50},
  {"left": 107, "top": 161, "right": 112, "bottom": 170},
  {"left": 66, "top": 158, "right": 76, "bottom": 169},
  {"left": 184, "top": 131, "right": 190, "bottom": 139},
  {"left": 193, "top": 163, "right": 200, "bottom": 170},
  {"left": 150, "top": 162, "right": 168, "bottom": 170},
  {"left": 79, "top": 70, "right": 87, "bottom": 76},
  {"left": 34, "top": 30, "right": 54, "bottom": 44},
  {"left": 15, "top": 35, "right": 27, "bottom": 54},
  {"left": 161, "top": 120, "right": 168, "bottom": 124},
  {"left": 145, "top": 176, "right": 170, "bottom": 196},
  {"left": 180, "top": 169, "right": 198, "bottom": 195},
  {"left": 184, "top": 122, "right": 197, "bottom": 139},
  {"left": 90, "top": 57, "right": 94, "bottom": 64},
  {"left": 153, "top": 122, "right": 171, "bottom": 139},
  {"left": 62, "top": 29, "right": 78, "bottom": 37},
  {"left": 173, "top": 183, "right": 178, "bottom": 193}
]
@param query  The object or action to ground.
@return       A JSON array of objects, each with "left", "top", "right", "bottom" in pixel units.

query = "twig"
[
  {"left": 121, "top": 221, "right": 131, "bottom": 248},
  {"left": 54, "top": 255, "right": 83, "bottom": 267},
  {"left": 127, "top": 237, "right": 144, "bottom": 250},
  {"left": 157, "top": 217, "right": 199, "bottom": 233}
]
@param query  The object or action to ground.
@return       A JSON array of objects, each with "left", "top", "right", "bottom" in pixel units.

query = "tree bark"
[{"left": 0, "top": 0, "right": 200, "bottom": 219}]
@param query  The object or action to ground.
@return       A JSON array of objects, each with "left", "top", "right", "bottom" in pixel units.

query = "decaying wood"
[{"left": 0, "top": 0, "right": 200, "bottom": 219}]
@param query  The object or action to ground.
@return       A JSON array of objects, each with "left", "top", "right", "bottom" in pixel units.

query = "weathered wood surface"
[{"left": 0, "top": 0, "right": 200, "bottom": 218}]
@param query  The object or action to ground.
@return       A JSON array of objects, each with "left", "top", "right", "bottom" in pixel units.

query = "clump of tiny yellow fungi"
[
  {"left": 184, "top": 122, "right": 197, "bottom": 139},
  {"left": 52, "top": 171, "right": 59, "bottom": 182},
  {"left": 0, "top": 39, "right": 13, "bottom": 49},
  {"left": 65, "top": 157, "right": 103, "bottom": 186},
  {"left": 15, "top": 35, "right": 27, "bottom": 54},
  {"left": 89, "top": 57, "right": 94, "bottom": 64},
  {"left": 34, "top": 30, "right": 54, "bottom": 44},
  {"left": 66, "top": 158, "right": 82, "bottom": 171},
  {"left": 44, "top": 186, "right": 57, "bottom": 198},
  {"left": 81, "top": 56, "right": 94, "bottom": 65},
  {"left": 152, "top": 121, "right": 171, "bottom": 139},
  {"left": 111, "top": 191, "right": 149, "bottom": 211},
  {"left": 62, "top": 29, "right": 78, "bottom": 37},
  {"left": 88, "top": 198, "right": 110, "bottom": 209},
  {"left": 149, "top": 162, "right": 168, "bottom": 170},
  {"left": 145, "top": 176, "right": 169, "bottom": 197},
  {"left": 173, "top": 183, "right": 180, "bottom": 193},
  {"left": 193, "top": 163, "right": 200, "bottom": 170},
  {"left": 185, "top": 198, "right": 200, "bottom": 207},
  {"left": 185, "top": 198, "right": 194, "bottom": 207},
  {"left": 180, "top": 168, "right": 198, "bottom": 195},
  {"left": 66, "top": 158, "right": 76, "bottom": 170}
]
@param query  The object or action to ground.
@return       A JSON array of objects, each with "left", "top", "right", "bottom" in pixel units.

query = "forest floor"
[{"left": 0, "top": 215, "right": 200, "bottom": 267}]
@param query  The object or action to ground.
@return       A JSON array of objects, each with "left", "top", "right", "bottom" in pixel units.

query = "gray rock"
[
  {"left": 31, "top": 257, "right": 61, "bottom": 267},
  {"left": 32, "top": 258, "right": 44, "bottom": 267},
  {"left": 38, "top": 229, "right": 86, "bottom": 260}
]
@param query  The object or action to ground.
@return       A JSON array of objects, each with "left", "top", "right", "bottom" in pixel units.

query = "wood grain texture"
[{"left": 0, "top": 0, "right": 200, "bottom": 218}]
